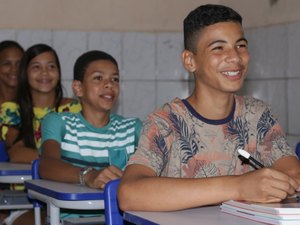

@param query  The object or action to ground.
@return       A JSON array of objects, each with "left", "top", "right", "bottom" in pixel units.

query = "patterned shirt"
[
  {"left": 128, "top": 96, "right": 295, "bottom": 178},
  {"left": 0, "top": 102, "right": 19, "bottom": 140},
  {"left": 0, "top": 100, "right": 81, "bottom": 147}
]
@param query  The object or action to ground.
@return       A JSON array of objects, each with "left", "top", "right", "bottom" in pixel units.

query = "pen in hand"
[
  {"left": 238, "top": 149, "right": 265, "bottom": 169},
  {"left": 238, "top": 149, "right": 300, "bottom": 201}
]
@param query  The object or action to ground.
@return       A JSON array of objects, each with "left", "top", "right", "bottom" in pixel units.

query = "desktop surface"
[
  {"left": 124, "top": 205, "right": 263, "bottom": 225},
  {"left": 25, "top": 179, "right": 104, "bottom": 201},
  {"left": 0, "top": 162, "right": 31, "bottom": 183},
  {"left": 25, "top": 179, "right": 105, "bottom": 225},
  {"left": 0, "top": 162, "right": 31, "bottom": 176}
]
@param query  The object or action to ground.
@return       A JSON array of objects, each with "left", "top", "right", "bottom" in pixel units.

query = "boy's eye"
[
  {"left": 237, "top": 41, "right": 248, "bottom": 49},
  {"left": 212, "top": 46, "right": 223, "bottom": 51},
  {"left": 112, "top": 77, "right": 119, "bottom": 83},
  {"left": 237, "top": 44, "right": 247, "bottom": 49},
  {"left": 94, "top": 75, "right": 102, "bottom": 80}
]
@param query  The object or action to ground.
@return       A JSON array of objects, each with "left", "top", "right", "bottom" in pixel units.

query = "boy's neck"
[
  {"left": 187, "top": 91, "right": 235, "bottom": 120},
  {"left": 81, "top": 108, "right": 110, "bottom": 128}
]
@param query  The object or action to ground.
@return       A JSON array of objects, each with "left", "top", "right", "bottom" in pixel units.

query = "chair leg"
[{"left": 34, "top": 206, "right": 41, "bottom": 225}]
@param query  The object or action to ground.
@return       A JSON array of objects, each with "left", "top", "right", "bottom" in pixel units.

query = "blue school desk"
[
  {"left": 0, "top": 162, "right": 33, "bottom": 210},
  {"left": 0, "top": 162, "right": 31, "bottom": 183},
  {"left": 25, "top": 179, "right": 105, "bottom": 225},
  {"left": 123, "top": 205, "right": 263, "bottom": 225}
]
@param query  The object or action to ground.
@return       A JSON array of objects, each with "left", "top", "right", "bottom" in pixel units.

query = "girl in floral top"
[
  {"left": 6, "top": 44, "right": 81, "bottom": 164},
  {"left": 0, "top": 40, "right": 24, "bottom": 141},
  {"left": 0, "top": 40, "right": 24, "bottom": 225}
]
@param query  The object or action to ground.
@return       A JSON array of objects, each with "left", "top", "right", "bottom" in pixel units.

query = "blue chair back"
[
  {"left": 29, "top": 158, "right": 43, "bottom": 225},
  {"left": 104, "top": 178, "right": 123, "bottom": 225},
  {"left": 31, "top": 159, "right": 41, "bottom": 179},
  {"left": 296, "top": 142, "right": 300, "bottom": 157},
  {"left": 296, "top": 142, "right": 300, "bottom": 159},
  {"left": 0, "top": 140, "right": 9, "bottom": 162}
]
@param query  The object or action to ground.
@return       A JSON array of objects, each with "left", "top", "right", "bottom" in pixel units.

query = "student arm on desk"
[{"left": 271, "top": 155, "right": 300, "bottom": 186}]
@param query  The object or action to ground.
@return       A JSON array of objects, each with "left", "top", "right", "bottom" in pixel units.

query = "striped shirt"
[{"left": 41, "top": 112, "right": 142, "bottom": 170}]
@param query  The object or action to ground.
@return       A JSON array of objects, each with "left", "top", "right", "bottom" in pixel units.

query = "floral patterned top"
[
  {"left": 0, "top": 100, "right": 81, "bottom": 148},
  {"left": 0, "top": 102, "right": 20, "bottom": 140},
  {"left": 128, "top": 96, "right": 295, "bottom": 178}
]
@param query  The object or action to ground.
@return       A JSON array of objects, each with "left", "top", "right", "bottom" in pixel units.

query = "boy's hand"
[
  {"left": 237, "top": 168, "right": 299, "bottom": 203},
  {"left": 85, "top": 165, "right": 123, "bottom": 189}
]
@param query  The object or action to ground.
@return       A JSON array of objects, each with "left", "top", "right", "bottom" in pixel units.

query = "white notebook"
[{"left": 221, "top": 198, "right": 300, "bottom": 225}]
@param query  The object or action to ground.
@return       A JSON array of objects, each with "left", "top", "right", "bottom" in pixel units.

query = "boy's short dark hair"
[
  {"left": 184, "top": 4, "right": 242, "bottom": 53},
  {"left": 74, "top": 50, "right": 118, "bottom": 81}
]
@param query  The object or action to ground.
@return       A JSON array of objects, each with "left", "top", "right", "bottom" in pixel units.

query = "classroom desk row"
[
  {"left": 0, "top": 162, "right": 105, "bottom": 225},
  {"left": 0, "top": 162, "right": 264, "bottom": 225}
]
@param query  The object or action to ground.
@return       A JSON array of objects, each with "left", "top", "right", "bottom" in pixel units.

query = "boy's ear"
[
  {"left": 72, "top": 80, "right": 83, "bottom": 97},
  {"left": 182, "top": 50, "right": 196, "bottom": 73}
]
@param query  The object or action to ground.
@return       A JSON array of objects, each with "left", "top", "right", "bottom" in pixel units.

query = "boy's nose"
[
  {"left": 104, "top": 80, "right": 113, "bottom": 88},
  {"left": 225, "top": 49, "right": 242, "bottom": 64}
]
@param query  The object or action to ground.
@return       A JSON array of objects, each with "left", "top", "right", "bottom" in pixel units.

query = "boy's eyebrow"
[
  {"left": 207, "top": 37, "right": 248, "bottom": 48},
  {"left": 92, "top": 70, "right": 119, "bottom": 76},
  {"left": 207, "top": 40, "right": 226, "bottom": 47},
  {"left": 237, "top": 37, "right": 248, "bottom": 43}
]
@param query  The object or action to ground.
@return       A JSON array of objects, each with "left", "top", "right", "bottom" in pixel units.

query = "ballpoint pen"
[{"left": 238, "top": 149, "right": 265, "bottom": 169}]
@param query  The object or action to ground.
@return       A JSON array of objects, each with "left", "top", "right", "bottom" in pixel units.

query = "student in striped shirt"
[{"left": 37, "top": 50, "right": 142, "bottom": 221}]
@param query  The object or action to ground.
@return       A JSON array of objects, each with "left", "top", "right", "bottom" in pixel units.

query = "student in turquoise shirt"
[
  {"left": 26, "top": 50, "right": 141, "bottom": 223},
  {"left": 40, "top": 49, "right": 142, "bottom": 186}
]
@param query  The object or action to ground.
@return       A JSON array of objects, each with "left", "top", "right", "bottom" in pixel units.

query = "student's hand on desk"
[
  {"left": 237, "top": 168, "right": 299, "bottom": 203},
  {"left": 84, "top": 165, "right": 123, "bottom": 189}
]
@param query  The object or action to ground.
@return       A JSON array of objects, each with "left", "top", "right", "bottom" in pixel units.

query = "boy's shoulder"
[
  {"left": 236, "top": 95, "right": 269, "bottom": 109},
  {"left": 235, "top": 95, "right": 272, "bottom": 119},
  {"left": 110, "top": 113, "right": 142, "bottom": 125},
  {"left": 150, "top": 97, "right": 186, "bottom": 117}
]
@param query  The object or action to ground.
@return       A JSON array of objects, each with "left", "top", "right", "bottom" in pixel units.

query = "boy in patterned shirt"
[{"left": 118, "top": 4, "right": 300, "bottom": 211}]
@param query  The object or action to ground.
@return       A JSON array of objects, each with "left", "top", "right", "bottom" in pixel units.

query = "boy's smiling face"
[
  {"left": 75, "top": 59, "right": 120, "bottom": 114},
  {"left": 185, "top": 21, "right": 249, "bottom": 95}
]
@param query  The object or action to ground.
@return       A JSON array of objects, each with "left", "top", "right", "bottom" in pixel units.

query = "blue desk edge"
[
  {"left": 124, "top": 212, "right": 159, "bottom": 225},
  {"left": 24, "top": 181, "right": 104, "bottom": 201},
  {"left": 0, "top": 170, "right": 31, "bottom": 176}
]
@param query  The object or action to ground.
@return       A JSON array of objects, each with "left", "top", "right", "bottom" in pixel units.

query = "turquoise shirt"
[
  {"left": 41, "top": 111, "right": 142, "bottom": 219},
  {"left": 41, "top": 112, "right": 142, "bottom": 170}
]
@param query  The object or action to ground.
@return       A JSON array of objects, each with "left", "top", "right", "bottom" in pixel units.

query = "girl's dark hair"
[
  {"left": 0, "top": 40, "right": 24, "bottom": 53},
  {"left": 17, "top": 43, "right": 63, "bottom": 148},
  {"left": 74, "top": 50, "right": 118, "bottom": 81}
]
